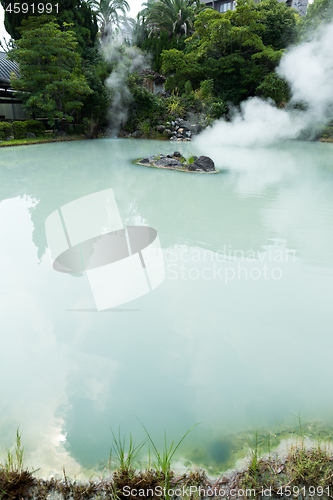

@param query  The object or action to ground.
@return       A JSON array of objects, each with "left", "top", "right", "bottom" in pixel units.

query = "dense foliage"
[
  {"left": 298, "top": 0, "right": 333, "bottom": 37},
  {"left": 160, "top": 0, "right": 297, "bottom": 104},
  {"left": 138, "top": 32, "right": 186, "bottom": 72},
  {"left": 0, "top": 0, "right": 98, "bottom": 51},
  {"left": 1, "top": 0, "right": 331, "bottom": 139},
  {"left": 7, "top": 16, "right": 93, "bottom": 126},
  {"left": 0, "top": 120, "right": 45, "bottom": 140}
]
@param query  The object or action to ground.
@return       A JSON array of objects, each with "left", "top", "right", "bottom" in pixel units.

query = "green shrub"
[
  {"left": 25, "top": 119, "right": 45, "bottom": 136},
  {"left": 138, "top": 120, "right": 151, "bottom": 137},
  {"left": 0, "top": 122, "right": 13, "bottom": 140},
  {"left": 184, "top": 81, "right": 193, "bottom": 95},
  {"left": 12, "top": 121, "right": 28, "bottom": 139},
  {"left": 208, "top": 99, "right": 228, "bottom": 119},
  {"left": 200, "top": 79, "right": 214, "bottom": 99}
]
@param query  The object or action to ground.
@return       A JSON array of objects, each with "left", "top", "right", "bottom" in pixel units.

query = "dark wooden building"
[{"left": 0, "top": 51, "right": 26, "bottom": 120}]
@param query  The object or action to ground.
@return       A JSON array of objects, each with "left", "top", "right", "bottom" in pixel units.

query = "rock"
[
  {"left": 186, "top": 131, "right": 192, "bottom": 138},
  {"left": 178, "top": 128, "right": 184, "bottom": 134},
  {"left": 155, "top": 158, "right": 184, "bottom": 167},
  {"left": 173, "top": 151, "right": 181, "bottom": 157},
  {"left": 191, "top": 155, "right": 215, "bottom": 172},
  {"left": 188, "top": 163, "right": 204, "bottom": 172},
  {"left": 132, "top": 130, "right": 143, "bottom": 138},
  {"left": 55, "top": 130, "right": 67, "bottom": 136},
  {"left": 139, "top": 158, "right": 150, "bottom": 163},
  {"left": 163, "top": 129, "right": 173, "bottom": 137},
  {"left": 171, "top": 121, "right": 175, "bottom": 127},
  {"left": 156, "top": 125, "right": 165, "bottom": 132},
  {"left": 5, "top": 136, "right": 14, "bottom": 141},
  {"left": 181, "top": 121, "right": 192, "bottom": 131},
  {"left": 148, "top": 155, "right": 158, "bottom": 162},
  {"left": 26, "top": 132, "right": 36, "bottom": 138}
]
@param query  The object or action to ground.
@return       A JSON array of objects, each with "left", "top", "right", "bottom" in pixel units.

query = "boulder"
[
  {"left": 148, "top": 155, "right": 158, "bottom": 162},
  {"left": 55, "top": 130, "right": 67, "bottom": 137},
  {"left": 173, "top": 151, "right": 181, "bottom": 157},
  {"left": 26, "top": 132, "right": 36, "bottom": 139},
  {"left": 181, "top": 121, "right": 192, "bottom": 131},
  {"left": 155, "top": 158, "right": 184, "bottom": 167},
  {"left": 132, "top": 130, "right": 143, "bottom": 138},
  {"left": 163, "top": 129, "right": 173, "bottom": 137},
  {"left": 191, "top": 155, "right": 215, "bottom": 172},
  {"left": 188, "top": 163, "right": 204, "bottom": 172},
  {"left": 156, "top": 125, "right": 165, "bottom": 132},
  {"left": 139, "top": 158, "right": 150, "bottom": 163}
]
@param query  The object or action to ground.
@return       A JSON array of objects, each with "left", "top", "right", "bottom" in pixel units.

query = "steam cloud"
[
  {"left": 102, "top": 39, "right": 149, "bottom": 136},
  {"left": 195, "top": 21, "right": 333, "bottom": 147}
]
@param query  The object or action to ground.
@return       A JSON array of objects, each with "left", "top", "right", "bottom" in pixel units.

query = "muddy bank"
[{"left": 2, "top": 446, "right": 332, "bottom": 500}]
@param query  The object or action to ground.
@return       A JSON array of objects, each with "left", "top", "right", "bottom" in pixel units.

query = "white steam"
[
  {"left": 195, "top": 21, "right": 333, "bottom": 147},
  {"left": 102, "top": 42, "right": 149, "bottom": 136}
]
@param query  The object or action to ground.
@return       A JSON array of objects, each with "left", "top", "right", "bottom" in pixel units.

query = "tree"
[
  {"left": 87, "top": 0, "right": 133, "bottom": 42},
  {"left": 161, "top": 0, "right": 290, "bottom": 104},
  {"left": 298, "top": 0, "right": 333, "bottom": 38},
  {"left": 139, "top": 31, "right": 187, "bottom": 72},
  {"left": 7, "top": 16, "right": 93, "bottom": 126},
  {"left": 80, "top": 47, "right": 111, "bottom": 134},
  {"left": 0, "top": 0, "right": 98, "bottom": 52},
  {"left": 253, "top": 0, "right": 298, "bottom": 49},
  {"left": 140, "top": 0, "right": 207, "bottom": 39}
]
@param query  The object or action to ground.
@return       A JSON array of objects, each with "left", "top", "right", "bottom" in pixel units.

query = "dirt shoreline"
[
  {"left": 1, "top": 445, "right": 332, "bottom": 500},
  {"left": 0, "top": 135, "right": 332, "bottom": 148}
]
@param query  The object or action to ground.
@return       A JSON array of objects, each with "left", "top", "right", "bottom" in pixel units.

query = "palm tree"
[
  {"left": 141, "top": 0, "right": 206, "bottom": 39},
  {"left": 87, "top": 0, "right": 134, "bottom": 42}
]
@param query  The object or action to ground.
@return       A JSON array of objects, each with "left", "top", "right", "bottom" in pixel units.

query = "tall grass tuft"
[
  {"left": 5, "top": 428, "right": 24, "bottom": 473},
  {"left": 138, "top": 419, "right": 200, "bottom": 497},
  {"left": 109, "top": 428, "right": 146, "bottom": 472}
]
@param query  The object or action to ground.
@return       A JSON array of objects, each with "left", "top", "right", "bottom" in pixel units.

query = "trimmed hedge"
[
  {"left": 0, "top": 120, "right": 46, "bottom": 140},
  {"left": 12, "top": 121, "right": 27, "bottom": 139},
  {"left": 25, "top": 119, "right": 45, "bottom": 136},
  {"left": 0, "top": 122, "right": 13, "bottom": 140}
]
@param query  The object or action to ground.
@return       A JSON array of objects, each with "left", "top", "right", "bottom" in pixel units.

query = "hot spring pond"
[{"left": 0, "top": 138, "right": 333, "bottom": 477}]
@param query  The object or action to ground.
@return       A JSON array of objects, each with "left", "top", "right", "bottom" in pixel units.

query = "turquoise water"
[{"left": 0, "top": 138, "right": 333, "bottom": 476}]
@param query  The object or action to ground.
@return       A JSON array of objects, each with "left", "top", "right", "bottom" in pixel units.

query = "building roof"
[{"left": 0, "top": 52, "right": 20, "bottom": 87}]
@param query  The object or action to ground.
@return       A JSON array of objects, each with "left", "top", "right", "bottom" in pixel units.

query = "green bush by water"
[{"left": 0, "top": 120, "right": 45, "bottom": 141}]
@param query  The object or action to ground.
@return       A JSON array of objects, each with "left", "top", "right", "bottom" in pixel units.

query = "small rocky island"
[{"left": 136, "top": 151, "right": 218, "bottom": 173}]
